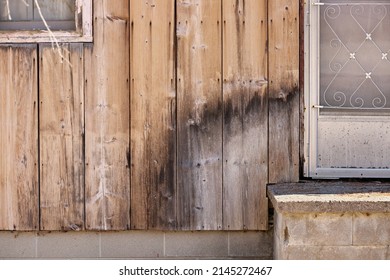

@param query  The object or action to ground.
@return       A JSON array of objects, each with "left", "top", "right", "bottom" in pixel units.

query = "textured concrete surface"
[
  {"left": 0, "top": 232, "right": 36, "bottom": 258},
  {"left": 228, "top": 231, "right": 273, "bottom": 258},
  {"left": 165, "top": 232, "right": 229, "bottom": 257},
  {"left": 37, "top": 232, "right": 100, "bottom": 258},
  {"left": 281, "top": 213, "right": 353, "bottom": 246},
  {"left": 100, "top": 231, "right": 164, "bottom": 258},
  {"left": 0, "top": 230, "right": 273, "bottom": 259},
  {"left": 353, "top": 213, "right": 390, "bottom": 246},
  {"left": 270, "top": 181, "right": 390, "bottom": 260},
  {"left": 268, "top": 181, "right": 390, "bottom": 213},
  {"left": 285, "top": 245, "right": 389, "bottom": 260}
]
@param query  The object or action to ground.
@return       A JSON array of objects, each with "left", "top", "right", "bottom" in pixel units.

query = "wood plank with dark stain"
[
  {"left": 268, "top": 0, "right": 300, "bottom": 184},
  {"left": 177, "top": 0, "right": 223, "bottom": 230},
  {"left": 130, "top": 0, "right": 176, "bottom": 230},
  {"left": 223, "top": 0, "right": 268, "bottom": 230}
]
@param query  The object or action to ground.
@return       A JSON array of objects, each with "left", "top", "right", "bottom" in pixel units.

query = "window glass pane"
[
  {"left": 0, "top": 0, "right": 75, "bottom": 31},
  {"left": 0, "top": 0, "right": 33, "bottom": 21},
  {"left": 33, "top": 0, "right": 75, "bottom": 21}
]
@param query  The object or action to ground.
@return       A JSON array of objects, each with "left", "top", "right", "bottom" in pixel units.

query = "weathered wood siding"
[
  {"left": 177, "top": 0, "right": 223, "bottom": 230},
  {"left": 268, "top": 0, "right": 300, "bottom": 184},
  {"left": 40, "top": 44, "right": 84, "bottom": 231},
  {"left": 0, "top": 0, "right": 300, "bottom": 231},
  {"left": 130, "top": 0, "right": 176, "bottom": 230},
  {"left": 0, "top": 45, "right": 38, "bottom": 230},
  {"left": 223, "top": 0, "right": 268, "bottom": 230},
  {"left": 84, "top": 0, "right": 130, "bottom": 230}
]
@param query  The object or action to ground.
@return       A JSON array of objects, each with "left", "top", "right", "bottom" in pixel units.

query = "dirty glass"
[{"left": 0, "top": 0, "right": 75, "bottom": 30}]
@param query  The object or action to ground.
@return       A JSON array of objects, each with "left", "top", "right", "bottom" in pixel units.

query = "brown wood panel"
[
  {"left": 130, "top": 0, "right": 176, "bottom": 230},
  {"left": 85, "top": 0, "right": 130, "bottom": 230},
  {"left": 268, "top": 0, "right": 300, "bottom": 183},
  {"left": 222, "top": 0, "right": 268, "bottom": 230},
  {"left": 39, "top": 44, "right": 84, "bottom": 231},
  {"left": 0, "top": 45, "right": 38, "bottom": 230},
  {"left": 177, "top": 0, "right": 223, "bottom": 230}
]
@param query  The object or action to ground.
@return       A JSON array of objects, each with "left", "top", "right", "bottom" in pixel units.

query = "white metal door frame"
[{"left": 304, "top": 1, "right": 390, "bottom": 178}]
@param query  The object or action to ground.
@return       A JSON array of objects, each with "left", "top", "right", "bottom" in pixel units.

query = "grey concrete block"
[
  {"left": 37, "top": 232, "right": 99, "bottom": 259},
  {"left": 100, "top": 231, "right": 164, "bottom": 258},
  {"left": 273, "top": 233, "right": 281, "bottom": 260},
  {"left": 165, "top": 231, "right": 228, "bottom": 257},
  {"left": 273, "top": 212, "right": 289, "bottom": 259},
  {"left": 274, "top": 212, "right": 283, "bottom": 241},
  {"left": 353, "top": 213, "right": 390, "bottom": 246},
  {"left": 285, "top": 245, "right": 388, "bottom": 260},
  {"left": 282, "top": 213, "right": 353, "bottom": 246},
  {"left": 228, "top": 231, "right": 273, "bottom": 258},
  {"left": 0, "top": 232, "right": 36, "bottom": 259}
]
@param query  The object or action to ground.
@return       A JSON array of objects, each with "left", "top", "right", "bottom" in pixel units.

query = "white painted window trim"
[{"left": 0, "top": 0, "right": 92, "bottom": 43}]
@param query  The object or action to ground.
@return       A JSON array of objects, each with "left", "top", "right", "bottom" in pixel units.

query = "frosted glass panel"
[{"left": 320, "top": 1, "right": 390, "bottom": 108}]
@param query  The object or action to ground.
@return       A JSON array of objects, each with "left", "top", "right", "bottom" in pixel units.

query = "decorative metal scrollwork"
[{"left": 321, "top": 3, "right": 390, "bottom": 109}]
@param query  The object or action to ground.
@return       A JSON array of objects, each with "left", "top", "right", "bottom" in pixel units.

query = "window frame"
[{"left": 0, "top": 0, "right": 92, "bottom": 43}]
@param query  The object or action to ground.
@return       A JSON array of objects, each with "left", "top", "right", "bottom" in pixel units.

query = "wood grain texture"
[
  {"left": 177, "top": 0, "right": 223, "bottom": 230},
  {"left": 39, "top": 44, "right": 84, "bottom": 231},
  {"left": 130, "top": 0, "right": 176, "bottom": 230},
  {"left": 268, "top": 0, "right": 300, "bottom": 183},
  {"left": 222, "top": 0, "right": 268, "bottom": 230},
  {"left": 85, "top": 0, "right": 130, "bottom": 230},
  {"left": 0, "top": 45, "right": 38, "bottom": 230}
]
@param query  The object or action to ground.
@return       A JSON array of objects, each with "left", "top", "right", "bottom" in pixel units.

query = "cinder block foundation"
[
  {"left": 0, "top": 230, "right": 273, "bottom": 259},
  {"left": 268, "top": 182, "right": 390, "bottom": 260}
]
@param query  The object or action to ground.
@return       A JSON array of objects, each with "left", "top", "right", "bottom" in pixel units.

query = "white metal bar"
[
  {"left": 311, "top": 168, "right": 390, "bottom": 179},
  {"left": 314, "top": 2, "right": 390, "bottom": 5},
  {"left": 313, "top": 105, "right": 390, "bottom": 110}
]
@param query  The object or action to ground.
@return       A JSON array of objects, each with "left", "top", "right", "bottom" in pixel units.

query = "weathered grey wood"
[
  {"left": 268, "top": 0, "right": 300, "bottom": 184},
  {"left": 223, "top": 0, "right": 268, "bottom": 230},
  {"left": 177, "top": 0, "right": 223, "bottom": 230},
  {"left": 0, "top": 45, "right": 38, "bottom": 230},
  {"left": 130, "top": 0, "right": 176, "bottom": 230},
  {"left": 39, "top": 44, "right": 84, "bottom": 231},
  {"left": 85, "top": 0, "right": 130, "bottom": 230}
]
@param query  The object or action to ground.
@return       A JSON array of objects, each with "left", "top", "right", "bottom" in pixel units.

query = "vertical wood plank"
[
  {"left": 39, "top": 44, "right": 84, "bottom": 231},
  {"left": 223, "top": 0, "right": 268, "bottom": 230},
  {"left": 177, "top": 0, "right": 223, "bottom": 230},
  {"left": 130, "top": 0, "right": 176, "bottom": 230},
  {"left": 268, "top": 0, "right": 300, "bottom": 183},
  {"left": 85, "top": 0, "right": 130, "bottom": 230},
  {"left": 0, "top": 45, "right": 38, "bottom": 230}
]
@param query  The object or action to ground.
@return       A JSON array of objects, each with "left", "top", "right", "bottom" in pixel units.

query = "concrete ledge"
[{"left": 268, "top": 181, "right": 390, "bottom": 213}]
